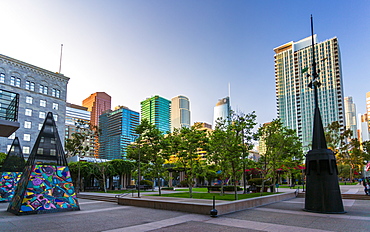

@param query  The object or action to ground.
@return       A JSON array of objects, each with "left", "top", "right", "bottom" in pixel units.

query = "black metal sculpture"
[{"left": 304, "top": 15, "right": 345, "bottom": 213}]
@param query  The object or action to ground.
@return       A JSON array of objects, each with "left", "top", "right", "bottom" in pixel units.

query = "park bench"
[
  {"left": 207, "top": 186, "right": 221, "bottom": 192},
  {"left": 289, "top": 183, "right": 296, "bottom": 189}
]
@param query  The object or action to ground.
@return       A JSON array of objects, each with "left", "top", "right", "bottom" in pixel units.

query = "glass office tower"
[{"left": 141, "top": 95, "right": 171, "bottom": 134}]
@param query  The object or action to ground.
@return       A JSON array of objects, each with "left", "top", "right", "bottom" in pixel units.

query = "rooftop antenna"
[{"left": 58, "top": 44, "right": 63, "bottom": 74}]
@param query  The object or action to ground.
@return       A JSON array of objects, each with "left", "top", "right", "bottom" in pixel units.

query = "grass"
[
  {"left": 149, "top": 192, "right": 278, "bottom": 201},
  {"left": 175, "top": 188, "right": 208, "bottom": 192},
  {"left": 339, "top": 182, "right": 359, "bottom": 185}
]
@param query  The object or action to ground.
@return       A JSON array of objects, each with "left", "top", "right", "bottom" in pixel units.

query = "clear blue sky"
[{"left": 1, "top": 1, "right": 369, "bottom": 126}]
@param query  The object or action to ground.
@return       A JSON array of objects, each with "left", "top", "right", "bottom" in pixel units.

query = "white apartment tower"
[
  {"left": 344, "top": 96, "right": 357, "bottom": 138},
  {"left": 274, "top": 35, "right": 345, "bottom": 149},
  {"left": 171, "top": 95, "right": 190, "bottom": 132}
]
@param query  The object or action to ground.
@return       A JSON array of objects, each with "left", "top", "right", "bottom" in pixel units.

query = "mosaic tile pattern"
[
  {"left": 0, "top": 172, "right": 22, "bottom": 202},
  {"left": 7, "top": 165, "right": 80, "bottom": 215}
]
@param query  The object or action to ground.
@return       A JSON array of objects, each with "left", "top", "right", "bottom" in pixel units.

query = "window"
[
  {"left": 25, "top": 109, "right": 32, "bottom": 116},
  {"left": 24, "top": 121, "right": 32, "bottom": 129},
  {"left": 52, "top": 88, "right": 61, "bottom": 98},
  {"left": 52, "top": 103, "right": 58, "bottom": 110},
  {"left": 8, "top": 132, "right": 15, "bottom": 140},
  {"left": 40, "top": 100, "right": 46, "bottom": 107},
  {"left": 39, "top": 84, "right": 48, "bottom": 94},
  {"left": 23, "top": 146, "right": 30, "bottom": 154},
  {"left": 50, "top": 149, "right": 56, "bottom": 156},
  {"left": 10, "top": 76, "right": 15, "bottom": 85},
  {"left": 26, "top": 96, "right": 33, "bottom": 104},
  {"left": 37, "top": 148, "right": 43, "bottom": 155},
  {"left": 15, "top": 78, "right": 21, "bottom": 87},
  {"left": 0, "top": 73, "right": 4, "bottom": 83},
  {"left": 26, "top": 81, "right": 35, "bottom": 91},
  {"left": 23, "top": 134, "right": 31, "bottom": 141},
  {"left": 39, "top": 112, "right": 46, "bottom": 119},
  {"left": 53, "top": 114, "right": 58, "bottom": 121},
  {"left": 38, "top": 123, "right": 43, "bottom": 130}
]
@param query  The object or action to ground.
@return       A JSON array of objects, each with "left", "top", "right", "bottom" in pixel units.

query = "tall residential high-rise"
[
  {"left": 65, "top": 103, "right": 94, "bottom": 157},
  {"left": 140, "top": 95, "right": 171, "bottom": 133},
  {"left": 358, "top": 113, "right": 369, "bottom": 142},
  {"left": 344, "top": 96, "right": 357, "bottom": 138},
  {"left": 0, "top": 54, "right": 69, "bottom": 158},
  {"left": 213, "top": 96, "right": 230, "bottom": 129},
  {"left": 274, "top": 35, "right": 345, "bottom": 149},
  {"left": 82, "top": 92, "right": 111, "bottom": 157},
  {"left": 82, "top": 92, "right": 111, "bottom": 127},
  {"left": 99, "top": 106, "right": 139, "bottom": 160},
  {"left": 171, "top": 95, "right": 190, "bottom": 132}
]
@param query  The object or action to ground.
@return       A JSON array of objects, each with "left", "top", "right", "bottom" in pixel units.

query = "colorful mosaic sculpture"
[
  {"left": 8, "top": 112, "right": 80, "bottom": 215},
  {"left": 0, "top": 137, "right": 25, "bottom": 202}
]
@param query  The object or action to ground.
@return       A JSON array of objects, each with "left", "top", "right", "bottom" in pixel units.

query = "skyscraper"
[
  {"left": 99, "top": 106, "right": 140, "bottom": 160},
  {"left": 213, "top": 96, "right": 230, "bottom": 129},
  {"left": 274, "top": 35, "right": 345, "bottom": 149},
  {"left": 141, "top": 95, "right": 171, "bottom": 133},
  {"left": 171, "top": 95, "right": 190, "bottom": 132},
  {"left": 82, "top": 92, "right": 111, "bottom": 127},
  {"left": 344, "top": 96, "right": 357, "bottom": 138},
  {"left": 0, "top": 54, "right": 69, "bottom": 158},
  {"left": 82, "top": 92, "right": 111, "bottom": 157}
]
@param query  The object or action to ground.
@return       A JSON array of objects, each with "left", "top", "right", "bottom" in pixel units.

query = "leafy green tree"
[
  {"left": 110, "top": 159, "right": 134, "bottom": 189},
  {"left": 0, "top": 152, "right": 7, "bottom": 169},
  {"left": 210, "top": 111, "right": 257, "bottom": 199},
  {"left": 127, "top": 119, "right": 169, "bottom": 196},
  {"left": 255, "top": 119, "right": 303, "bottom": 192},
  {"left": 166, "top": 125, "right": 209, "bottom": 198}
]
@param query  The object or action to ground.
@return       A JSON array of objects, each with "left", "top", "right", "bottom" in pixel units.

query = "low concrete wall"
[{"left": 117, "top": 192, "right": 296, "bottom": 215}]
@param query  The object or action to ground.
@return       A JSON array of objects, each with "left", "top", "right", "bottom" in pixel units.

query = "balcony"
[{"left": 0, "top": 89, "right": 20, "bottom": 137}]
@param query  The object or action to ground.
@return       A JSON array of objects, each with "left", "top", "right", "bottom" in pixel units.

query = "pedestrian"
[{"left": 363, "top": 178, "right": 368, "bottom": 195}]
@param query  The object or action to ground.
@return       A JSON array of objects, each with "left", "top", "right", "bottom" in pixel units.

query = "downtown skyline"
[{"left": 0, "top": 1, "right": 369, "bottom": 127}]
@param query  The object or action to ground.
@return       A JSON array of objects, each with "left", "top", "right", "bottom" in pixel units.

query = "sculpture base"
[
  {"left": 7, "top": 165, "right": 80, "bottom": 215},
  {"left": 304, "top": 148, "right": 345, "bottom": 214}
]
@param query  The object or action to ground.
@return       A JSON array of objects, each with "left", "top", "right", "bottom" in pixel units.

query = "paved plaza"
[{"left": 1, "top": 185, "right": 369, "bottom": 232}]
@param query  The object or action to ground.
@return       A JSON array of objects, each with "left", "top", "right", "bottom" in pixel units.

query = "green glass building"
[{"left": 141, "top": 95, "right": 171, "bottom": 134}]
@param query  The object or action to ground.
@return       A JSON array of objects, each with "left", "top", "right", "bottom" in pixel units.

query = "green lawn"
[
  {"left": 149, "top": 192, "right": 278, "bottom": 201},
  {"left": 175, "top": 188, "right": 208, "bottom": 192}
]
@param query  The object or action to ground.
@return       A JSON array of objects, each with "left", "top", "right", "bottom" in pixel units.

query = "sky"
[{"left": 0, "top": 1, "right": 369, "bottom": 127}]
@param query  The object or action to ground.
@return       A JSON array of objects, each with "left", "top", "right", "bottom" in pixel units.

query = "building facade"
[
  {"left": 65, "top": 103, "right": 94, "bottom": 157},
  {"left": 82, "top": 92, "right": 111, "bottom": 157},
  {"left": 171, "top": 95, "right": 190, "bottom": 132},
  {"left": 99, "top": 106, "right": 140, "bottom": 160},
  {"left": 213, "top": 96, "right": 230, "bottom": 129},
  {"left": 141, "top": 95, "right": 171, "bottom": 134},
  {"left": 367, "top": 92, "right": 370, "bottom": 133},
  {"left": 274, "top": 36, "right": 345, "bottom": 149},
  {"left": 0, "top": 54, "right": 69, "bottom": 158},
  {"left": 82, "top": 92, "right": 111, "bottom": 127},
  {"left": 344, "top": 96, "right": 357, "bottom": 138}
]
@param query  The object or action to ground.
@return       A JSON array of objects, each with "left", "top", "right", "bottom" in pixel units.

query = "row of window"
[
  {"left": 6, "top": 145, "right": 57, "bottom": 155},
  {"left": 25, "top": 96, "right": 59, "bottom": 109},
  {"left": 0, "top": 73, "right": 61, "bottom": 98},
  {"left": 24, "top": 108, "right": 58, "bottom": 121}
]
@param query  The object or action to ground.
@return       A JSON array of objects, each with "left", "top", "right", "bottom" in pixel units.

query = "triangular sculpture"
[
  {"left": 8, "top": 112, "right": 80, "bottom": 215},
  {"left": 0, "top": 137, "right": 26, "bottom": 202}
]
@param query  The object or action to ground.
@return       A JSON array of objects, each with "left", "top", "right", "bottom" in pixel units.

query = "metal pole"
[{"left": 138, "top": 148, "right": 141, "bottom": 198}]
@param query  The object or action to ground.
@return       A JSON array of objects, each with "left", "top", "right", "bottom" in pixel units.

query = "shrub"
[
  {"left": 139, "top": 180, "right": 153, "bottom": 186},
  {"left": 248, "top": 178, "right": 271, "bottom": 186},
  {"left": 223, "top": 186, "right": 243, "bottom": 191},
  {"left": 161, "top": 187, "right": 174, "bottom": 190}
]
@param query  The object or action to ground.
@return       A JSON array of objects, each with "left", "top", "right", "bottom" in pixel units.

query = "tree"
[
  {"left": 210, "top": 111, "right": 257, "bottom": 199},
  {"left": 166, "top": 125, "right": 209, "bottom": 198},
  {"left": 0, "top": 152, "right": 7, "bottom": 168},
  {"left": 255, "top": 119, "right": 303, "bottom": 192},
  {"left": 65, "top": 120, "right": 99, "bottom": 192},
  {"left": 127, "top": 119, "right": 169, "bottom": 196},
  {"left": 110, "top": 159, "right": 134, "bottom": 189}
]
